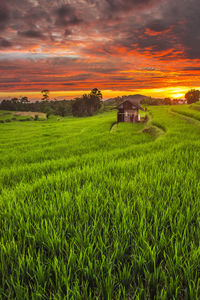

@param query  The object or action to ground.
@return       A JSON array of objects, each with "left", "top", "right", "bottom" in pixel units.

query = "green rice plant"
[
  {"left": 1, "top": 108, "right": 200, "bottom": 298},
  {"left": 172, "top": 105, "right": 200, "bottom": 121}
]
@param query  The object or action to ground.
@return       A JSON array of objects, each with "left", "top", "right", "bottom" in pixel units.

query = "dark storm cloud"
[
  {"left": 138, "top": 0, "right": 200, "bottom": 59},
  {"left": 99, "top": 0, "right": 200, "bottom": 59},
  {"left": 65, "top": 73, "right": 91, "bottom": 81},
  {"left": 0, "top": 65, "right": 18, "bottom": 70},
  {"left": 103, "top": 0, "right": 158, "bottom": 12},
  {"left": 146, "top": 20, "right": 169, "bottom": 33},
  {"left": 64, "top": 29, "right": 72, "bottom": 36},
  {"left": 0, "top": 38, "right": 12, "bottom": 48},
  {"left": 54, "top": 4, "right": 83, "bottom": 27},
  {"left": 0, "top": 78, "right": 23, "bottom": 83},
  {"left": 159, "top": 0, "right": 200, "bottom": 59},
  {"left": 18, "top": 30, "right": 44, "bottom": 39},
  {"left": 88, "top": 0, "right": 161, "bottom": 20},
  {"left": 0, "top": 0, "right": 200, "bottom": 60},
  {"left": 0, "top": 0, "right": 199, "bottom": 94},
  {"left": 0, "top": 2, "right": 10, "bottom": 31}
]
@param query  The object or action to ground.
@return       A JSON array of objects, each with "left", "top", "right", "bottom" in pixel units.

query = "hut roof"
[{"left": 116, "top": 99, "right": 145, "bottom": 111}]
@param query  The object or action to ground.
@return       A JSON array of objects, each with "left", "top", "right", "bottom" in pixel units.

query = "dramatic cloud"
[
  {"left": 54, "top": 4, "right": 83, "bottom": 27},
  {"left": 0, "top": 38, "right": 12, "bottom": 48},
  {"left": 18, "top": 30, "right": 44, "bottom": 39},
  {"left": 0, "top": 0, "right": 199, "bottom": 99},
  {"left": 0, "top": 2, "right": 10, "bottom": 31}
]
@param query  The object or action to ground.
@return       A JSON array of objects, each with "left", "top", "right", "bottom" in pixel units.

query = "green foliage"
[
  {"left": 141, "top": 96, "right": 161, "bottom": 106},
  {"left": 172, "top": 105, "right": 200, "bottom": 121},
  {"left": 141, "top": 97, "right": 172, "bottom": 106},
  {"left": 1, "top": 106, "right": 200, "bottom": 298},
  {"left": 163, "top": 97, "right": 172, "bottom": 105},
  {"left": 43, "top": 106, "right": 55, "bottom": 119},
  {"left": 185, "top": 89, "right": 200, "bottom": 104},
  {"left": 0, "top": 99, "right": 73, "bottom": 117},
  {"left": 72, "top": 89, "right": 102, "bottom": 117}
]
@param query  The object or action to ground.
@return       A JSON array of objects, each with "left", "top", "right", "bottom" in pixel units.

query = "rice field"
[
  {"left": 1, "top": 105, "right": 200, "bottom": 299},
  {"left": 0, "top": 110, "right": 46, "bottom": 123}
]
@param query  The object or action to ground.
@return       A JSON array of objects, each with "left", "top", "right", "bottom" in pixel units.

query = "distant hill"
[{"left": 104, "top": 94, "right": 148, "bottom": 107}]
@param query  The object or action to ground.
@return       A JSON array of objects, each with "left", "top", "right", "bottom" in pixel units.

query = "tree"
[
  {"left": 90, "top": 88, "right": 103, "bottom": 100},
  {"left": 55, "top": 102, "right": 69, "bottom": 117},
  {"left": 72, "top": 88, "right": 102, "bottom": 117},
  {"left": 20, "top": 96, "right": 29, "bottom": 103},
  {"left": 43, "top": 106, "right": 54, "bottom": 118},
  {"left": 11, "top": 97, "right": 19, "bottom": 104},
  {"left": 163, "top": 98, "right": 172, "bottom": 105},
  {"left": 41, "top": 89, "right": 50, "bottom": 101},
  {"left": 185, "top": 89, "right": 200, "bottom": 104}
]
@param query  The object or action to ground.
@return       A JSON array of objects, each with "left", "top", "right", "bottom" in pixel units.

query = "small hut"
[{"left": 116, "top": 99, "right": 144, "bottom": 123}]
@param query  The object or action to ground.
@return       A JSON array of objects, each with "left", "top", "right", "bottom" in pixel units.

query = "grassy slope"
[{"left": 1, "top": 107, "right": 200, "bottom": 299}]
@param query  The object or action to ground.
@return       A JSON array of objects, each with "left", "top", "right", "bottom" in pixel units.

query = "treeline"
[
  {"left": 1, "top": 89, "right": 199, "bottom": 117},
  {"left": 141, "top": 97, "right": 173, "bottom": 106},
  {"left": 0, "top": 99, "right": 73, "bottom": 117},
  {"left": 0, "top": 88, "right": 103, "bottom": 117}
]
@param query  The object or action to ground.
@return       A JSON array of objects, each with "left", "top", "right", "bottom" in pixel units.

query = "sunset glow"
[{"left": 0, "top": 0, "right": 199, "bottom": 100}]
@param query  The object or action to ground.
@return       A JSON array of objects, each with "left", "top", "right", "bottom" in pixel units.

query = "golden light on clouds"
[
  {"left": 0, "top": 86, "right": 198, "bottom": 100},
  {"left": 0, "top": 0, "right": 199, "bottom": 100}
]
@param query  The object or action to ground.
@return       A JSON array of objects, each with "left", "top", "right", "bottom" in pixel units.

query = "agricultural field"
[
  {"left": 1, "top": 105, "right": 200, "bottom": 299},
  {"left": 0, "top": 110, "right": 46, "bottom": 123}
]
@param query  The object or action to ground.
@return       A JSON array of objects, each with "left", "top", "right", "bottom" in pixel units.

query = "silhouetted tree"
[
  {"left": 41, "top": 89, "right": 50, "bottom": 101},
  {"left": 20, "top": 96, "right": 29, "bottom": 103},
  {"left": 72, "top": 89, "right": 102, "bottom": 117},
  {"left": 90, "top": 88, "right": 103, "bottom": 100},
  {"left": 185, "top": 89, "right": 200, "bottom": 104},
  {"left": 11, "top": 97, "right": 19, "bottom": 104}
]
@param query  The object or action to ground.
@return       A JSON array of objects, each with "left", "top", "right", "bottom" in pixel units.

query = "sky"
[{"left": 0, "top": 0, "right": 199, "bottom": 100}]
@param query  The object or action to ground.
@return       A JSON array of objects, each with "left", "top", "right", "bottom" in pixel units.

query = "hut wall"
[{"left": 124, "top": 110, "right": 138, "bottom": 122}]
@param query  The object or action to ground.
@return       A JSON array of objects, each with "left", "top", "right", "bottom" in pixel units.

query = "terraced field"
[
  {"left": 1, "top": 105, "right": 200, "bottom": 299},
  {"left": 0, "top": 110, "right": 46, "bottom": 123}
]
